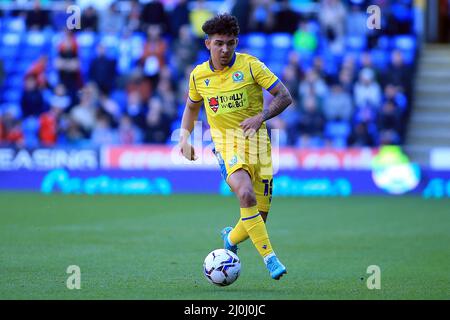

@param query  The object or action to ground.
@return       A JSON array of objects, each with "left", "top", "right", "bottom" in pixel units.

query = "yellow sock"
[
  {"left": 240, "top": 206, "right": 273, "bottom": 258},
  {"left": 229, "top": 219, "right": 249, "bottom": 245}
]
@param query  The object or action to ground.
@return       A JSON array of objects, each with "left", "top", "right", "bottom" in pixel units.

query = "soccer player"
[{"left": 179, "top": 14, "right": 292, "bottom": 280}]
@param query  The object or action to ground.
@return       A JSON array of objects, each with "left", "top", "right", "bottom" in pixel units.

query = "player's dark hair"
[{"left": 202, "top": 13, "right": 240, "bottom": 37}]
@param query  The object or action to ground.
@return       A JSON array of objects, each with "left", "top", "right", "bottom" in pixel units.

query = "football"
[{"left": 203, "top": 249, "right": 241, "bottom": 286}]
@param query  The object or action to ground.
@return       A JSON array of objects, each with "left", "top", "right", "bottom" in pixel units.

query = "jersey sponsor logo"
[
  {"left": 208, "top": 96, "right": 220, "bottom": 113},
  {"left": 232, "top": 71, "right": 244, "bottom": 82},
  {"left": 206, "top": 89, "right": 249, "bottom": 115}
]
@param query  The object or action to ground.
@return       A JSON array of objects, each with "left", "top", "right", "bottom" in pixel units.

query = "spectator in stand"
[
  {"left": 318, "top": 0, "right": 346, "bottom": 54},
  {"left": 346, "top": 3, "right": 368, "bottom": 37},
  {"left": 354, "top": 68, "right": 382, "bottom": 110},
  {"left": 140, "top": 0, "right": 168, "bottom": 34},
  {"left": 169, "top": 0, "right": 190, "bottom": 38},
  {"left": 80, "top": 5, "right": 99, "bottom": 32},
  {"left": 143, "top": 97, "right": 172, "bottom": 144},
  {"left": 231, "top": 0, "right": 251, "bottom": 35},
  {"left": 384, "top": 49, "right": 412, "bottom": 97},
  {"left": 26, "top": 0, "right": 50, "bottom": 30},
  {"left": 347, "top": 121, "right": 376, "bottom": 147},
  {"left": 0, "top": 112, "right": 24, "bottom": 147},
  {"left": 39, "top": 103, "right": 64, "bottom": 146},
  {"left": 274, "top": 0, "right": 301, "bottom": 34},
  {"left": 338, "top": 67, "right": 355, "bottom": 94},
  {"left": 281, "top": 64, "right": 300, "bottom": 104},
  {"left": 323, "top": 83, "right": 353, "bottom": 122},
  {"left": 297, "top": 95, "right": 325, "bottom": 147},
  {"left": 125, "top": 0, "right": 142, "bottom": 33},
  {"left": 54, "top": 31, "right": 82, "bottom": 99},
  {"left": 118, "top": 114, "right": 142, "bottom": 145},
  {"left": 359, "top": 51, "right": 381, "bottom": 84},
  {"left": 70, "top": 83, "right": 99, "bottom": 138},
  {"left": 172, "top": 25, "right": 198, "bottom": 79},
  {"left": 48, "top": 83, "right": 71, "bottom": 113},
  {"left": 189, "top": 0, "right": 214, "bottom": 40},
  {"left": 140, "top": 24, "right": 168, "bottom": 92},
  {"left": 98, "top": 91, "right": 121, "bottom": 127},
  {"left": 298, "top": 69, "right": 328, "bottom": 108},
  {"left": 99, "top": 2, "right": 125, "bottom": 35},
  {"left": 59, "top": 116, "right": 85, "bottom": 146},
  {"left": 248, "top": 0, "right": 275, "bottom": 33},
  {"left": 88, "top": 44, "right": 118, "bottom": 95},
  {"left": 125, "top": 90, "right": 147, "bottom": 131},
  {"left": 384, "top": 83, "right": 407, "bottom": 114},
  {"left": 25, "top": 55, "right": 49, "bottom": 89},
  {"left": 91, "top": 114, "right": 118, "bottom": 147},
  {"left": 293, "top": 21, "right": 318, "bottom": 56},
  {"left": 154, "top": 78, "right": 177, "bottom": 121},
  {"left": 377, "top": 100, "right": 402, "bottom": 145},
  {"left": 21, "top": 76, "right": 46, "bottom": 118}
]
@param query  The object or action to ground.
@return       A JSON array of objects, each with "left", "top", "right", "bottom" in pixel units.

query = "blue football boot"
[
  {"left": 266, "top": 255, "right": 287, "bottom": 280},
  {"left": 221, "top": 227, "right": 238, "bottom": 254}
]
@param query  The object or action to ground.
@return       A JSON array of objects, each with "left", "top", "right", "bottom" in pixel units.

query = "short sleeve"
[
  {"left": 188, "top": 71, "right": 203, "bottom": 103},
  {"left": 250, "top": 59, "right": 280, "bottom": 91}
]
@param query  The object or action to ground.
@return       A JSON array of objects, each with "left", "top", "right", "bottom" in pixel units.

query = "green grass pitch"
[{"left": 0, "top": 193, "right": 448, "bottom": 300}]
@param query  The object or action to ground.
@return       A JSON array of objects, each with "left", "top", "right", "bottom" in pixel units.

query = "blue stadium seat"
[
  {"left": 76, "top": 31, "right": 97, "bottom": 49},
  {"left": 399, "top": 49, "right": 415, "bottom": 65},
  {"left": 392, "top": 35, "right": 416, "bottom": 51},
  {"left": 25, "top": 31, "right": 46, "bottom": 47},
  {"left": 22, "top": 116, "right": 40, "bottom": 148},
  {"left": 246, "top": 33, "right": 267, "bottom": 49},
  {"left": 346, "top": 35, "right": 367, "bottom": 51},
  {"left": 270, "top": 33, "right": 292, "bottom": 50},
  {"left": 2, "top": 32, "right": 22, "bottom": 47},
  {"left": 3, "top": 89, "right": 22, "bottom": 103},
  {"left": 371, "top": 49, "right": 389, "bottom": 70},
  {"left": 376, "top": 36, "right": 391, "bottom": 50}
]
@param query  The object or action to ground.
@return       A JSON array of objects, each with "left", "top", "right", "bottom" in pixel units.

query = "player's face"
[{"left": 206, "top": 34, "right": 238, "bottom": 69}]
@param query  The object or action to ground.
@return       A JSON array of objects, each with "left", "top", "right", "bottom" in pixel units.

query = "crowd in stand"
[{"left": 0, "top": 0, "right": 416, "bottom": 149}]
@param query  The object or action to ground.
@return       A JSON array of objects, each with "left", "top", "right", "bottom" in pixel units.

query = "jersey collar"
[{"left": 209, "top": 52, "right": 237, "bottom": 72}]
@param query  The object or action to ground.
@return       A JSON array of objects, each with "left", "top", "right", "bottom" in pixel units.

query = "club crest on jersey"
[
  {"left": 204, "top": 79, "right": 210, "bottom": 86},
  {"left": 208, "top": 96, "right": 219, "bottom": 113},
  {"left": 232, "top": 71, "right": 244, "bottom": 82},
  {"left": 229, "top": 155, "right": 238, "bottom": 167}
]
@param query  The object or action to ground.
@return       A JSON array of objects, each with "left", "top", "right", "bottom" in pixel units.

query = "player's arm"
[
  {"left": 179, "top": 98, "right": 203, "bottom": 161},
  {"left": 240, "top": 81, "right": 292, "bottom": 137}
]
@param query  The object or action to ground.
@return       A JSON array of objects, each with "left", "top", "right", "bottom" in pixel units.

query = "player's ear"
[
  {"left": 235, "top": 38, "right": 239, "bottom": 47},
  {"left": 205, "top": 38, "right": 211, "bottom": 50}
]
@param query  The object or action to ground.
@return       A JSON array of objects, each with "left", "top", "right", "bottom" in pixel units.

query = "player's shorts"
[{"left": 213, "top": 145, "right": 273, "bottom": 213}]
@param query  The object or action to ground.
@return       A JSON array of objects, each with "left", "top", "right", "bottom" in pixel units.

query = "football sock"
[
  {"left": 240, "top": 205, "right": 273, "bottom": 258},
  {"left": 229, "top": 219, "right": 249, "bottom": 245}
]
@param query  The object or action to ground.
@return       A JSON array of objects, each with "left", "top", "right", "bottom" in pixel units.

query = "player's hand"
[
  {"left": 179, "top": 141, "right": 198, "bottom": 161},
  {"left": 240, "top": 114, "right": 263, "bottom": 138}
]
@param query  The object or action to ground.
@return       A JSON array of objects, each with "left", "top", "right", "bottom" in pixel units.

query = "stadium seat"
[
  {"left": 346, "top": 35, "right": 367, "bottom": 52},
  {"left": 22, "top": 117, "right": 40, "bottom": 148},
  {"left": 399, "top": 49, "right": 415, "bottom": 65},
  {"left": 270, "top": 33, "right": 292, "bottom": 50},
  {"left": 2, "top": 32, "right": 22, "bottom": 47},
  {"left": 376, "top": 36, "right": 391, "bottom": 50},
  {"left": 3, "top": 89, "right": 22, "bottom": 104},
  {"left": 392, "top": 35, "right": 416, "bottom": 51},
  {"left": 76, "top": 31, "right": 97, "bottom": 48},
  {"left": 25, "top": 31, "right": 46, "bottom": 47},
  {"left": 371, "top": 49, "right": 389, "bottom": 70},
  {"left": 246, "top": 33, "right": 267, "bottom": 49}
]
